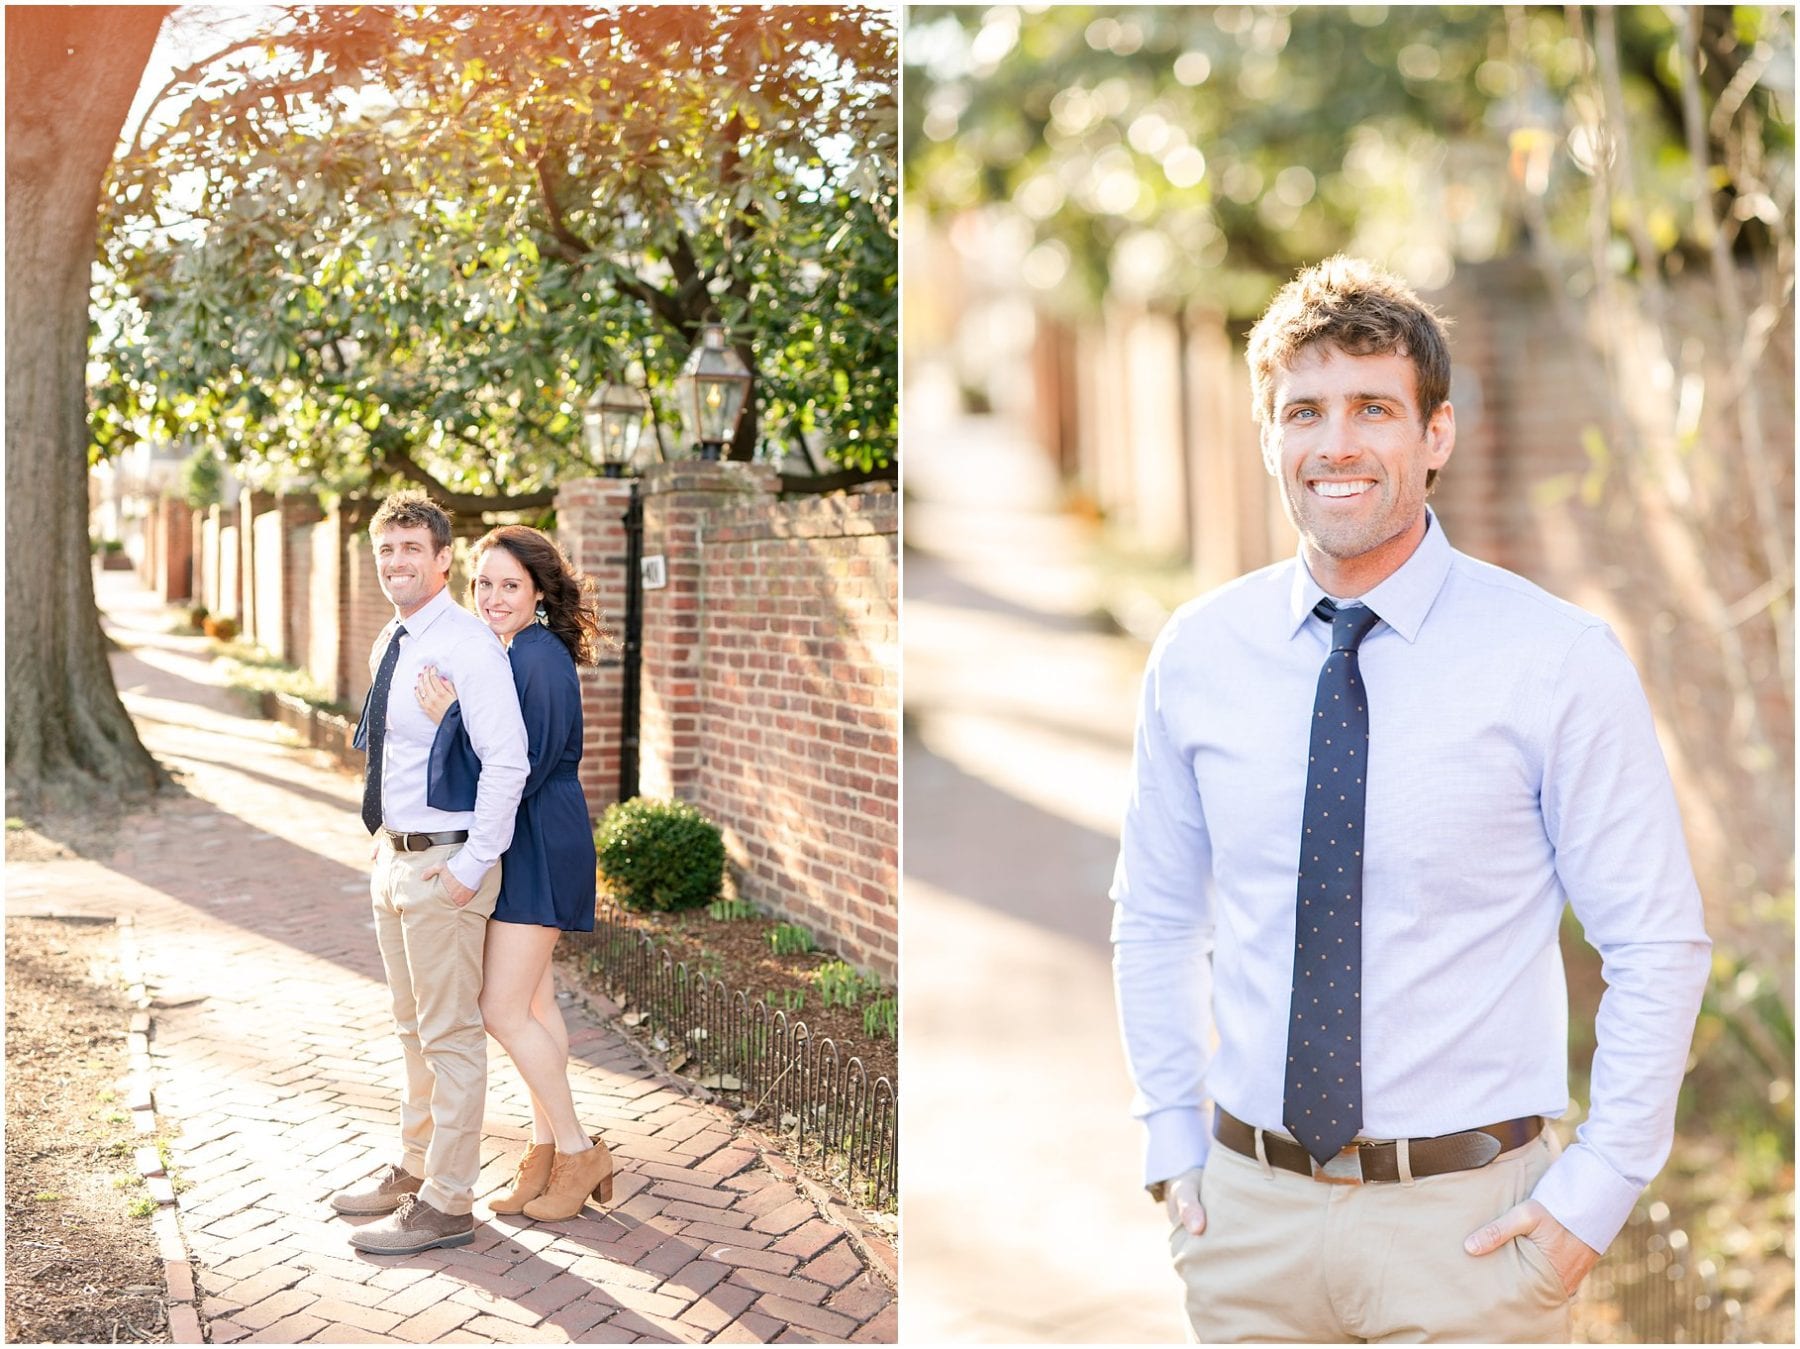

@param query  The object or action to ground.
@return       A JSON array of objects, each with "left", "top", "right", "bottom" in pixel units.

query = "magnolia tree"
[{"left": 99, "top": 5, "right": 898, "bottom": 510}]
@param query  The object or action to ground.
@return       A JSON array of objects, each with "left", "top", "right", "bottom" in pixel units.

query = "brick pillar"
[
  {"left": 158, "top": 497, "right": 194, "bottom": 602},
  {"left": 138, "top": 496, "right": 161, "bottom": 589},
  {"left": 337, "top": 498, "right": 385, "bottom": 708},
  {"left": 203, "top": 504, "right": 228, "bottom": 615},
  {"left": 278, "top": 495, "right": 325, "bottom": 669},
  {"left": 638, "top": 461, "right": 779, "bottom": 802},
  {"left": 190, "top": 506, "right": 207, "bottom": 611},
  {"left": 555, "top": 476, "right": 638, "bottom": 818},
  {"left": 239, "top": 488, "right": 273, "bottom": 647},
  {"left": 307, "top": 511, "right": 342, "bottom": 705}
]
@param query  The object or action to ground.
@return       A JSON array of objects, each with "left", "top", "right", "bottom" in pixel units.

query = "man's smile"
[{"left": 1308, "top": 478, "right": 1377, "bottom": 498}]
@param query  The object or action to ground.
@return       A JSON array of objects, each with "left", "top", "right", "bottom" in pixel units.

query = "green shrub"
[
  {"left": 187, "top": 604, "right": 209, "bottom": 630},
  {"left": 596, "top": 797, "right": 725, "bottom": 912},
  {"left": 179, "top": 447, "right": 222, "bottom": 509}
]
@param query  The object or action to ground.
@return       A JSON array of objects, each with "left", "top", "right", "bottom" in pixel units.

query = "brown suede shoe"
[
  {"left": 488, "top": 1142, "right": 555, "bottom": 1214},
  {"left": 329, "top": 1162, "right": 422, "bottom": 1216},
  {"left": 522, "top": 1135, "right": 615, "bottom": 1221},
  {"left": 348, "top": 1194, "right": 474, "bottom": 1255}
]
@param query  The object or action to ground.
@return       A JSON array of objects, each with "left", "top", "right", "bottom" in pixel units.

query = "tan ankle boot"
[
  {"left": 522, "top": 1135, "right": 614, "bottom": 1221},
  {"left": 488, "top": 1143, "right": 555, "bottom": 1214}
]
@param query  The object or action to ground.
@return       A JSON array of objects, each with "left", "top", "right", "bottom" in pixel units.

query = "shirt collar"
[
  {"left": 393, "top": 582, "right": 457, "bottom": 639},
  {"left": 1285, "top": 508, "right": 1454, "bottom": 644}
]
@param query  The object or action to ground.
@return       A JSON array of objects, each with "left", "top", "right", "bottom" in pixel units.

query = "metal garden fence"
[{"left": 568, "top": 913, "right": 898, "bottom": 1208}]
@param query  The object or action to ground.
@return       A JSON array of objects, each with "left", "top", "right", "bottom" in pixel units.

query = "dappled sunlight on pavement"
[
  {"left": 903, "top": 414, "right": 1186, "bottom": 1343},
  {"left": 4, "top": 571, "right": 896, "bottom": 1344}
]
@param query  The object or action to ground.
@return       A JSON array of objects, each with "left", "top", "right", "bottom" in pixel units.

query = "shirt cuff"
[
  {"left": 1528, "top": 1140, "right": 1642, "bottom": 1253},
  {"left": 1143, "top": 1105, "right": 1213, "bottom": 1187},
  {"left": 445, "top": 850, "right": 491, "bottom": 895}
]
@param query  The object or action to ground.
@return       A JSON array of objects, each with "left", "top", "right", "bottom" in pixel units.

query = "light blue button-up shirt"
[
  {"left": 1110, "top": 512, "right": 1710, "bottom": 1252},
  {"left": 369, "top": 585, "right": 528, "bottom": 892}
]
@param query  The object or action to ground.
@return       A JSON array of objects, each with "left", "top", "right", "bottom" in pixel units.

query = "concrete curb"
[{"left": 116, "top": 914, "right": 203, "bottom": 1344}]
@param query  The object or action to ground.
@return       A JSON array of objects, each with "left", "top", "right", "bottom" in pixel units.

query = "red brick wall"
[
  {"left": 338, "top": 503, "right": 391, "bottom": 709},
  {"left": 557, "top": 467, "right": 901, "bottom": 979},
  {"left": 699, "top": 487, "right": 900, "bottom": 977}
]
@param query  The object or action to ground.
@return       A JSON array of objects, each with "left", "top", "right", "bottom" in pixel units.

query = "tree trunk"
[{"left": 6, "top": 6, "right": 169, "bottom": 811}]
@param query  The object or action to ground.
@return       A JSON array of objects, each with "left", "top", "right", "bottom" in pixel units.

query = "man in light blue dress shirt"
[
  {"left": 1111, "top": 257, "right": 1710, "bottom": 1342},
  {"left": 328, "top": 491, "right": 530, "bottom": 1255}
]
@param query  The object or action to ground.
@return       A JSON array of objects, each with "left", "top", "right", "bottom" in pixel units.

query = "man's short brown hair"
[
  {"left": 368, "top": 489, "right": 452, "bottom": 552},
  {"left": 1246, "top": 255, "right": 1452, "bottom": 429}
]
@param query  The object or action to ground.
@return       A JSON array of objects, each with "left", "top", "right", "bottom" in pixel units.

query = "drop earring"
[{"left": 535, "top": 601, "right": 549, "bottom": 626}]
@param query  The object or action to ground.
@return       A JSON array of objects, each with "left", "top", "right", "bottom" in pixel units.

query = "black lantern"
[
  {"left": 674, "top": 323, "right": 752, "bottom": 461},
  {"left": 583, "top": 379, "right": 651, "bottom": 478}
]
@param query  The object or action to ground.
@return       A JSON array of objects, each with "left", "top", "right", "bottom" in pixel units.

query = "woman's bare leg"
[
  {"left": 530, "top": 956, "right": 570, "bottom": 1071},
  {"left": 524, "top": 958, "right": 568, "bottom": 1144},
  {"left": 480, "top": 923, "right": 587, "bottom": 1154}
]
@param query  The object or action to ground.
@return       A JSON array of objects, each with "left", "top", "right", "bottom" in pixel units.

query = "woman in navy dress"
[{"left": 412, "top": 525, "right": 611, "bottom": 1222}]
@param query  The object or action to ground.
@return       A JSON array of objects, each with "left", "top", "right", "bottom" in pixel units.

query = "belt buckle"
[{"left": 1311, "top": 1143, "right": 1365, "bottom": 1185}]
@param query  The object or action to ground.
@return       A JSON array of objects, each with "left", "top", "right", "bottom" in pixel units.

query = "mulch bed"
[
  {"left": 575, "top": 898, "right": 899, "bottom": 1094},
  {"left": 4, "top": 915, "right": 167, "bottom": 1344}
]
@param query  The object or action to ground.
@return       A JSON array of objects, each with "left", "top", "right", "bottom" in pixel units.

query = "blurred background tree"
[
  {"left": 97, "top": 3, "right": 898, "bottom": 509},
  {"left": 907, "top": 5, "right": 1792, "bottom": 1338},
  {"left": 909, "top": 6, "right": 1786, "bottom": 313}
]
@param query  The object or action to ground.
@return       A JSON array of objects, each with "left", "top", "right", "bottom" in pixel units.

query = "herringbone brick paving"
[{"left": 8, "top": 575, "right": 897, "bottom": 1344}]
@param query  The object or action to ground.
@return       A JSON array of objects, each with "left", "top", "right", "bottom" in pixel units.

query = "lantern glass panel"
[
  {"left": 695, "top": 377, "right": 748, "bottom": 444},
  {"left": 601, "top": 409, "right": 644, "bottom": 465},
  {"left": 676, "top": 324, "right": 752, "bottom": 451},
  {"left": 586, "top": 382, "right": 649, "bottom": 468}
]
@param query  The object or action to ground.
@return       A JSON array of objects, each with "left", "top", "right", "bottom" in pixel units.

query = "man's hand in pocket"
[
  {"left": 1164, "top": 1167, "right": 1207, "bottom": 1236},
  {"left": 1465, "top": 1198, "right": 1598, "bottom": 1296},
  {"left": 421, "top": 862, "right": 476, "bottom": 908}
]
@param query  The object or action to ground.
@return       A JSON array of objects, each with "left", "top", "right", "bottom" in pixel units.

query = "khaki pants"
[
  {"left": 1172, "top": 1131, "right": 1573, "bottom": 1343},
  {"left": 369, "top": 840, "right": 500, "bottom": 1216}
]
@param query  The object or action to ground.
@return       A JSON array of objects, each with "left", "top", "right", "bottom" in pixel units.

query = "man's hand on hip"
[
  {"left": 421, "top": 862, "right": 477, "bottom": 908},
  {"left": 1164, "top": 1166, "right": 1207, "bottom": 1235},
  {"left": 1465, "top": 1197, "right": 1598, "bottom": 1295}
]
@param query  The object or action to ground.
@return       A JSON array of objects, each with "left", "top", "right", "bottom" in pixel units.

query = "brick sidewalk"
[{"left": 7, "top": 574, "right": 896, "bottom": 1345}]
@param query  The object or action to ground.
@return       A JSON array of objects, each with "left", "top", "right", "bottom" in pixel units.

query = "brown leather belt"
[
  {"left": 383, "top": 830, "right": 470, "bottom": 852},
  {"left": 1214, "top": 1108, "right": 1543, "bottom": 1185}
]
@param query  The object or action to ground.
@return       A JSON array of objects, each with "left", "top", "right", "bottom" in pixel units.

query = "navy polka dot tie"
[
  {"left": 359, "top": 623, "right": 407, "bottom": 835},
  {"left": 1284, "top": 598, "right": 1382, "bottom": 1166}
]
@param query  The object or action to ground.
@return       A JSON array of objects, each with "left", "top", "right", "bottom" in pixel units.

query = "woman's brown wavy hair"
[{"left": 469, "top": 525, "right": 610, "bottom": 667}]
